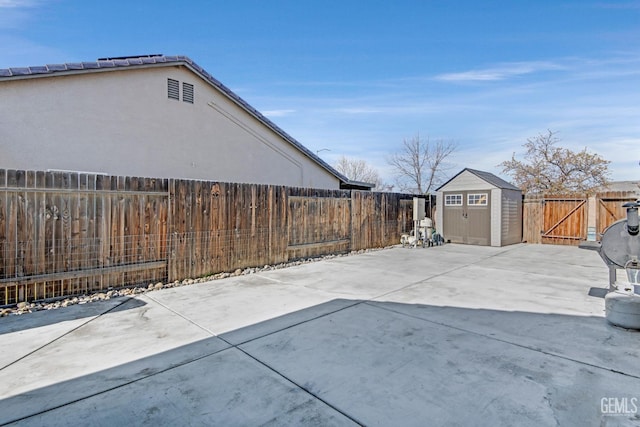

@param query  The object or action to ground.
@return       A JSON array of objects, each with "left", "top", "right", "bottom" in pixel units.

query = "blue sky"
[{"left": 1, "top": 0, "right": 639, "bottom": 185}]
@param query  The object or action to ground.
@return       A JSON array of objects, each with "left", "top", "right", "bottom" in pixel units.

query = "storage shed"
[{"left": 436, "top": 168, "right": 522, "bottom": 247}]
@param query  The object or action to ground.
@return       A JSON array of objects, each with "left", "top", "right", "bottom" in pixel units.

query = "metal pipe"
[{"left": 624, "top": 202, "right": 639, "bottom": 235}]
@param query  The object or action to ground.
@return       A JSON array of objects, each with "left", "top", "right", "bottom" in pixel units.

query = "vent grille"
[
  {"left": 183, "top": 82, "right": 194, "bottom": 104},
  {"left": 167, "top": 78, "right": 179, "bottom": 100}
]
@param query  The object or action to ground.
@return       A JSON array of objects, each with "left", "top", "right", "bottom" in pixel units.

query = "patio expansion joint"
[
  {"left": 233, "top": 338, "right": 365, "bottom": 426},
  {"left": 0, "top": 297, "right": 136, "bottom": 373},
  {"left": 368, "top": 301, "right": 640, "bottom": 381},
  {"left": 252, "top": 273, "right": 332, "bottom": 294},
  {"left": 252, "top": 273, "right": 290, "bottom": 284},
  {"left": 370, "top": 245, "right": 525, "bottom": 302},
  {"left": 143, "top": 293, "right": 217, "bottom": 336},
  {"left": 6, "top": 295, "right": 367, "bottom": 427},
  {"left": 1, "top": 340, "right": 234, "bottom": 426},
  {"left": 142, "top": 291, "right": 367, "bottom": 423},
  {"left": 2, "top": 294, "right": 240, "bottom": 424}
]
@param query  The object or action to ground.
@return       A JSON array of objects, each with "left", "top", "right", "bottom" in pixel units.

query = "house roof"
[
  {"left": 437, "top": 168, "right": 520, "bottom": 192},
  {"left": 0, "top": 54, "right": 373, "bottom": 190},
  {"left": 599, "top": 181, "right": 640, "bottom": 194}
]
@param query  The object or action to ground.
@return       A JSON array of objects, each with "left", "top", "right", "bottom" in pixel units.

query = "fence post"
[
  {"left": 587, "top": 196, "right": 597, "bottom": 241},
  {"left": 1, "top": 167, "right": 419, "bottom": 305}
]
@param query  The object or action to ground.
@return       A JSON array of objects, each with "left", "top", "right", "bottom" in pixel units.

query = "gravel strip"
[{"left": 1, "top": 247, "right": 392, "bottom": 317}]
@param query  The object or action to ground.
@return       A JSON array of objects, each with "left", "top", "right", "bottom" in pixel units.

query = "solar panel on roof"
[
  {"left": 29, "top": 66, "right": 48, "bottom": 73},
  {"left": 97, "top": 54, "right": 163, "bottom": 61},
  {"left": 10, "top": 67, "right": 30, "bottom": 75},
  {"left": 46, "top": 64, "right": 67, "bottom": 71}
]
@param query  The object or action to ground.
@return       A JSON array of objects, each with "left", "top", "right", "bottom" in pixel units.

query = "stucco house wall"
[{"left": 0, "top": 56, "right": 349, "bottom": 190}]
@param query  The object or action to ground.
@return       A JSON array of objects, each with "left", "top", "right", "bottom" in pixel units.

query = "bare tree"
[
  {"left": 387, "top": 135, "right": 457, "bottom": 195},
  {"left": 334, "top": 156, "right": 383, "bottom": 188},
  {"left": 499, "top": 130, "right": 610, "bottom": 195}
]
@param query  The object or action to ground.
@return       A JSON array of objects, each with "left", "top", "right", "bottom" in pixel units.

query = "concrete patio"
[{"left": 0, "top": 243, "right": 638, "bottom": 426}]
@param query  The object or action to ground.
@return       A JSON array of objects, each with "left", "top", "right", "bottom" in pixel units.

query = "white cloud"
[
  {"left": 0, "top": 0, "right": 45, "bottom": 29},
  {"left": 0, "top": 0, "right": 36, "bottom": 7},
  {"left": 336, "top": 107, "right": 385, "bottom": 114},
  {"left": 0, "top": 35, "right": 67, "bottom": 68},
  {"left": 434, "top": 61, "right": 565, "bottom": 82},
  {"left": 262, "top": 109, "right": 296, "bottom": 118},
  {"left": 238, "top": 53, "right": 640, "bottom": 184}
]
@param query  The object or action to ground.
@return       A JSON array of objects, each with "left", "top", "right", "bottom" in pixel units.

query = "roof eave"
[
  {"left": 177, "top": 61, "right": 350, "bottom": 185},
  {"left": 436, "top": 168, "right": 520, "bottom": 192},
  {"left": 340, "top": 180, "right": 376, "bottom": 191}
]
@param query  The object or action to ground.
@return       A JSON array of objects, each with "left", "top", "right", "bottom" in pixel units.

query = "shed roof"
[
  {"left": 437, "top": 168, "right": 520, "bottom": 192},
  {"left": 0, "top": 54, "right": 373, "bottom": 190}
]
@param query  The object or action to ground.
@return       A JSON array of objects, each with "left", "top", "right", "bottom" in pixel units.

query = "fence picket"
[{"left": 0, "top": 168, "right": 414, "bottom": 305}]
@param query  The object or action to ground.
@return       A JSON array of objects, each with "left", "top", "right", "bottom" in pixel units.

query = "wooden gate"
[
  {"left": 596, "top": 191, "right": 638, "bottom": 237},
  {"left": 540, "top": 197, "right": 587, "bottom": 245}
]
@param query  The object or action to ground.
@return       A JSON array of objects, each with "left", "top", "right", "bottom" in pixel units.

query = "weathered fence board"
[
  {"left": 287, "top": 192, "right": 352, "bottom": 259},
  {"left": 0, "top": 170, "right": 169, "bottom": 305},
  {"left": 541, "top": 197, "right": 587, "bottom": 245},
  {"left": 523, "top": 196, "right": 587, "bottom": 246},
  {"left": 596, "top": 191, "right": 638, "bottom": 235},
  {"left": 523, "top": 192, "right": 639, "bottom": 246},
  {"left": 5, "top": 167, "right": 639, "bottom": 306},
  {"left": 522, "top": 196, "right": 543, "bottom": 244},
  {"left": 166, "top": 181, "right": 290, "bottom": 281},
  {"left": 0, "top": 169, "right": 414, "bottom": 305}
]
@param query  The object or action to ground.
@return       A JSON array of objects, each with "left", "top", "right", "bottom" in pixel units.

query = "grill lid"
[{"left": 600, "top": 219, "right": 640, "bottom": 268}]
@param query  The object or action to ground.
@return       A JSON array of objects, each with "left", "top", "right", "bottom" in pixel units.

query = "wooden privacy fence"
[
  {"left": 596, "top": 192, "right": 640, "bottom": 234},
  {"left": 523, "top": 195, "right": 587, "bottom": 245},
  {"left": 0, "top": 169, "right": 414, "bottom": 305},
  {"left": 522, "top": 191, "right": 638, "bottom": 245}
]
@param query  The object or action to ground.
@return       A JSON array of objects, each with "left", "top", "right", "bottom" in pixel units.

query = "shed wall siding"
[
  {"left": 490, "top": 188, "right": 501, "bottom": 246},
  {"left": 0, "top": 67, "right": 340, "bottom": 189},
  {"left": 437, "top": 170, "right": 522, "bottom": 246},
  {"left": 501, "top": 189, "right": 523, "bottom": 245},
  {"left": 436, "top": 193, "right": 444, "bottom": 236},
  {"left": 438, "top": 171, "right": 495, "bottom": 192}
]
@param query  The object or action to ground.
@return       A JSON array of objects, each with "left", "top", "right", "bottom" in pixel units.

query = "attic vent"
[
  {"left": 167, "top": 78, "right": 179, "bottom": 100},
  {"left": 182, "top": 82, "right": 194, "bottom": 104}
]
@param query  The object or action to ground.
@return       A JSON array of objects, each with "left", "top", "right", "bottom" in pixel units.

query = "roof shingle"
[{"left": 437, "top": 168, "right": 520, "bottom": 192}]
